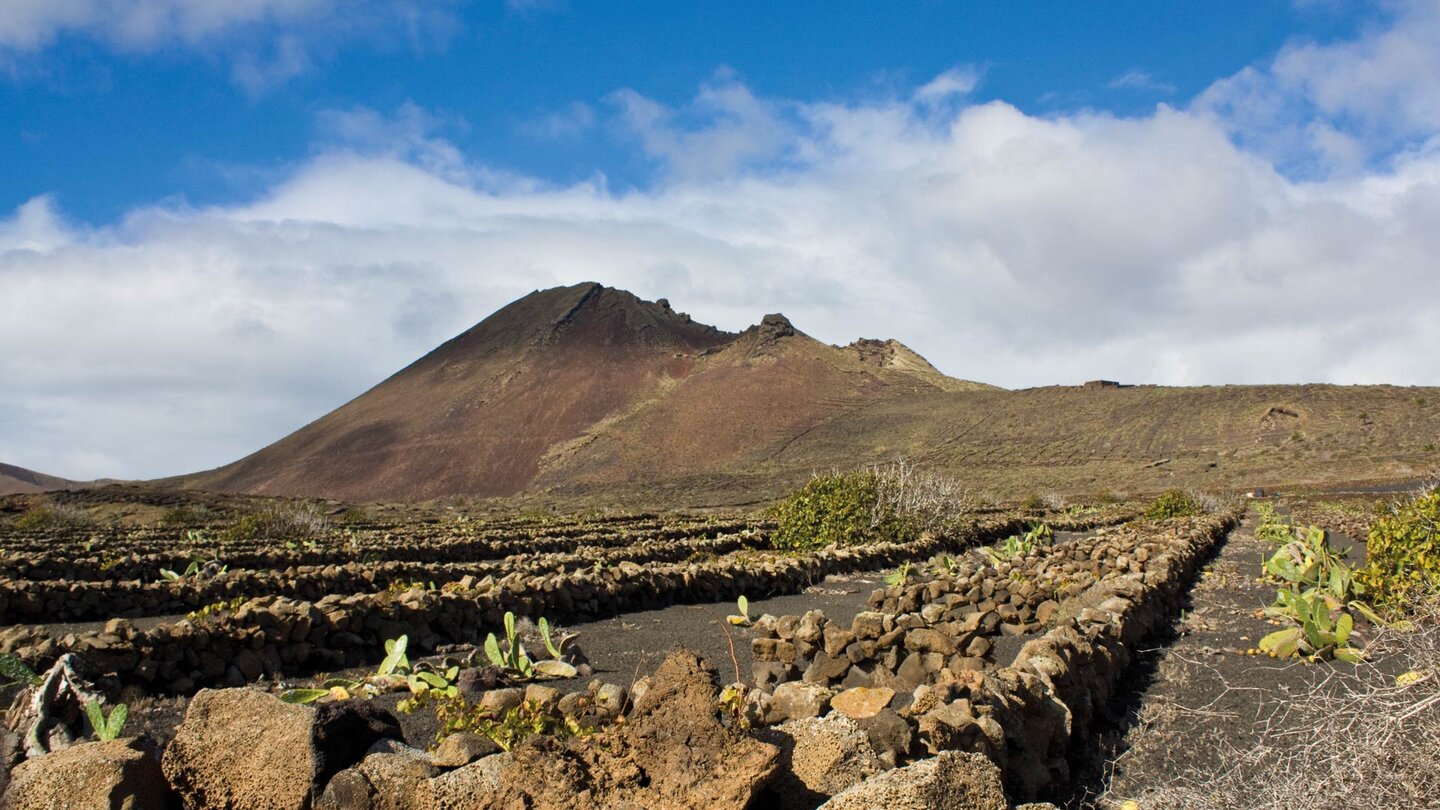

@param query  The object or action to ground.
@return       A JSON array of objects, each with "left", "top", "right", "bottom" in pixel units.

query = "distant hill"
[
  {"left": 0, "top": 463, "right": 80, "bottom": 496},
  {"left": 179, "top": 283, "right": 1440, "bottom": 506}
]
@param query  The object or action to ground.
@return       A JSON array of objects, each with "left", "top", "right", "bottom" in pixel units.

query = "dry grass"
[
  {"left": 1102, "top": 594, "right": 1440, "bottom": 809},
  {"left": 868, "top": 459, "right": 972, "bottom": 534}
]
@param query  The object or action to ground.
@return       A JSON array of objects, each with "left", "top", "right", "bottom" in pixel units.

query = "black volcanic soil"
[
  {"left": 89, "top": 568, "right": 894, "bottom": 754},
  {"left": 1070, "top": 509, "right": 1402, "bottom": 807}
]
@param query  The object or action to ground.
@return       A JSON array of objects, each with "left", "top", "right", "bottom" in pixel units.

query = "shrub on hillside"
[
  {"left": 768, "top": 462, "right": 968, "bottom": 552},
  {"left": 1360, "top": 487, "right": 1440, "bottom": 615},
  {"left": 159, "top": 505, "right": 212, "bottom": 527},
  {"left": 13, "top": 502, "right": 94, "bottom": 530},
  {"left": 1144, "top": 489, "right": 1203, "bottom": 521},
  {"left": 221, "top": 502, "right": 329, "bottom": 544}
]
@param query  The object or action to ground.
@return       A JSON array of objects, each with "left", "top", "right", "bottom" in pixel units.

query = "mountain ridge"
[
  {"left": 170, "top": 283, "right": 1440, "bottom": 506},
  {"left": 0, "top": 463, "right": 83, "bottom": 496}
]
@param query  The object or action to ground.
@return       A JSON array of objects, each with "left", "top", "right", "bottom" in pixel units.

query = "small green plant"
[
  {"left": 160, "top": 545, "right": 227, "bottom": 582},
  {"left": 983, "top": 522, "right": 1052, "bottom": 563},
  {"left": 281, "top": 634, "right": 464, "bottom": 706},
  {"left": 1258, "top": 523, "right": 1382, "bottom": 663},
  {"left": 1263, "top": 525, "right": 1378, "bottom": 616},
  {"left": 484, "top": 612, "right": 536, "bottom": 679},
  {"left": 1144, "top": 489, "right": 1203, "bottom": 520},
  {"left": 932, "top": 554, "right": 960, "bottom": 577},
  {"left": 718, "top": 683, "right": 751, "bottom": 730},
  {"left": 1255, "top": 502, "right": 1294, "bottom": 545},
  {"left": 434, "top": 696, "right": 588, "bottom": 751},
  {"left": 186, "top": 597, "right": 247, "bottom": 622},
  {"left": 532, "top": 618, "right": 579, "bottom": 678},
  {"left": 478, "top": 614, "right": 578, "bottom": 679},
  {"left": 0, "top": 653, "right": 40, "bottom": 687},
  {"left": 727, "top": 595, "right": 752, "bottom": 626},
  {"left": 884, "top": 561, "right": 912, "bottom": 586},
  {"left": 85, "top": 700, "right": 128, "bottom": 741},
  {"left": 1024, "top": 521, "right": 1053, "bottom": 543},
  {"left": 1259, "top": 592, "right": 1363, "bottom": 662}
]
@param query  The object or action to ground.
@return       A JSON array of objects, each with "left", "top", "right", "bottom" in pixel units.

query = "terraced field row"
[
  {"left": 0, "top": 516, "right": 755, "bottom": 581},
  {"left": 0, "top": 529, "right": 766, "bottom": 623},
  {"left": 0, "top": 507, "right": 1137, "bottom": 695}
]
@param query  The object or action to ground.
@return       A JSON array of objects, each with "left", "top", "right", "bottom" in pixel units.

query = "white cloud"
[
  {"left": 0, "top": 0, "right": 460, "bottom": 92},
  {"left": 7, "top": 12, "right": 1440, "bottom": 481},
  {"left": 914, "top": 66, "right": 982, "bottom": 104},
  {"left": 1107, "top": 70, "right": 1176, "bottom": 94},
  {"left": 0, "top": 0, "right": 330, "bottom": 51},
  {"left": 230, "top": 33, "right": 311, "bottom": 96},
  {"left": 1196, "top": 0, "right": 1440, "bottom": 173},
  {"left": 608, "top": 70, "right": 802, "bottom": 181},
  {"left": 518, "top": 102, "right": 596, "bottom": 139}
]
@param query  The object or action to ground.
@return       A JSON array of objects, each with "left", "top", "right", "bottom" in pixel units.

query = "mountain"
[
  {"left": 181, "top": 283, "right": 1440, "bottom": 506},
  {"left": 0, "top": 463, "right": 80, "bottom": 496},
  {"left": 185, "top": 283, "right": 981, "bottom": 502}
]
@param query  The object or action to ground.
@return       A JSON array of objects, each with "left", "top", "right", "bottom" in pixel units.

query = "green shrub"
[
  {"left": 768, "top": 463, "right": 970, "bottom": 552},
  {"left": 1144, "top": 489, "right": 1203, "bottom": 521},
  {"left": 1360, "top": 488, "right": 1440, "bottom": 614},
  {"left": 769, "top": 470, "right": 915, "bottom": 551}
]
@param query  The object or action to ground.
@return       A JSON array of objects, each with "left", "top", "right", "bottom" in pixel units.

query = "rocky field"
[{"left": 0, "top": 482, "right": 1435, "bottom": 809}]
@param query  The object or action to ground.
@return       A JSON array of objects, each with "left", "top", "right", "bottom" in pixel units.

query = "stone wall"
[{"left": 743, "top": 511, "right": 1239, "bottom": 802}]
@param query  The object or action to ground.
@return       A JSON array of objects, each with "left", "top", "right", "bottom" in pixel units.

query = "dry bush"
[
  {"left": 1184, "top": 489, "right": 1238, "bottom": 516},
  {"left": 1106, "top": 594, "right": 1440, "bottom": 809},
  {"left": 869, "top": 460, "right": 972, "bottom": 534},
  {"left": 222, "top": 501, "right": 330, "bottom": 543},
  {"left": 13, "top": 501, "right": 95, "bottom": 530}
]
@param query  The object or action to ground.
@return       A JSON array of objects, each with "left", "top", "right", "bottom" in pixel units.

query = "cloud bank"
[{"left": 5, "top": 5, "right": 1440, "bottom": 480}]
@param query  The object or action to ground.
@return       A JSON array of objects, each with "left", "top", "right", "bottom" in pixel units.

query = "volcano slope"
[
  {"left": 180, "top": 282, "right": 1440, "bottom": 507},
  {"left": 0, "top": 464, "right": 81, "bottom": 496}
]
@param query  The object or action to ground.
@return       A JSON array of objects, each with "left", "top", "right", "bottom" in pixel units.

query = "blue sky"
[
  {"left": 5, "top": 2, "right": 1366, "bottom": 224},
  {"left": 4, "top": 1, "right": 1440, "bottom": 480}
]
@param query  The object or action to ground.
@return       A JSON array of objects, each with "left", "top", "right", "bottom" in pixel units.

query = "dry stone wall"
[
  {"left": 1, "top": 514, "right": 1121, "bottom": 694},
  {"left": 744, "top": 511, "right": 1240, "bottom": 802}
]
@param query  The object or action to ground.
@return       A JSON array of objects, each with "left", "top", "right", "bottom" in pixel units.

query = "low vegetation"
[
  {"left": 433, "top": 695, "right": 591, "bottom": 751},
  {"left": 13, "top": 502, "right": 94, "bottom": 530},
  {"left": 220, "top": 502, "right": 329, "bottom": 544},
  {"left": 84, "top": 699, "right": 128, "bottom": 742},
  {"left": 768, "top": 461, "right": 968, "bottom": 551},
  {"left": 1360, "top": 485, "right": 1440, "bottom": 615},
  {"left": 1143, "top": 489, "right": 1205, "bottom": 521},
  {"left": 1256, "top": 520, "right": 1378, "bottom": 662},
  {"left": 984, "top": 521, "right": 1052, "bottom": 563}
]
